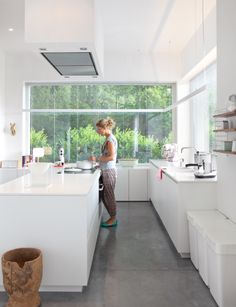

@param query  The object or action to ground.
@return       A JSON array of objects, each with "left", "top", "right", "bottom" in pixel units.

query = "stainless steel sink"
[
  {"left": 58, "top": 167, "right": 97, "bottom": 174},
  {"left": 64, "top": 168, "right": 82, "bottom": 173}
]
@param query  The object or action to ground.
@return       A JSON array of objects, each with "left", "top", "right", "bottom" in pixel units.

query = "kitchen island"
[{"left": 0, "top": 168, "right": 101, "bottom": 292}]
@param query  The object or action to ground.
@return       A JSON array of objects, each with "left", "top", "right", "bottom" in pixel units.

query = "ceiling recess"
[{"left": 41, "top": 52, "right": 98, "bottom": 76}]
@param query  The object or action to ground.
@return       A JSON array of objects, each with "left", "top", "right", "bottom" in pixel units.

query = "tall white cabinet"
[{"left": 115, "top": 165, "right": 149, "bottom": 201}]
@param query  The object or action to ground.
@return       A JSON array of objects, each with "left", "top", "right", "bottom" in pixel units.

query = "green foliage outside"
[
  {"left": 29, "top": 84, "right": 173, "bottom": 163},
  {"left": 30, "top": 128, "right": 49, "bottom": 148},
  {"left": 30, "top": 84, "right": 172, "bottom": 110},
  {"left": 31, "top": 125, "right": 173, "bottom": 163}
]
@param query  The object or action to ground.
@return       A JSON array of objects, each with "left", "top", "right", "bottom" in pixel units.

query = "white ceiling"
[{"left": 0, "top": 0, "right": 215, "bottom": 54}]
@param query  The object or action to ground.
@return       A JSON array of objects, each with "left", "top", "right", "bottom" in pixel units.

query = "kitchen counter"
[
  {"left": 150, "top": 159, "right": 217, "bottom": 183},
  {"left": 0, "top": 168, "right": 101, "bottom": 195},
  {"left": 0, "top": 167, "right": 102, "bottom": 292},
  {"left": 149, "top": 159, "right": 217, "bottom": 256},
  {"left": 116, "top": 163, "right": 149, "bottom": 169}
]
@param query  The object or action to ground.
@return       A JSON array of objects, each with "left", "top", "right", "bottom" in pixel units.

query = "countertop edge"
[
  {"left": 149, "top": 160, "right": 217, "bottom": 183},
  {"left": 0, "top": 169, "right": 101, "bottom": 196}
]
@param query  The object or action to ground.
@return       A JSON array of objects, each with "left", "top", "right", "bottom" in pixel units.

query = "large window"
[
  {"left": 24, "top": 84, "right": 174, "bottom": 163},
  {"left": 190, "top": 63, "right": 217, "bottom": 152}
]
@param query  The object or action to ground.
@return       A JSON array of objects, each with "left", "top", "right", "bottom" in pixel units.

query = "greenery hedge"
[{"left": 31, "top": 125, "right": 172, "bottom": 163}]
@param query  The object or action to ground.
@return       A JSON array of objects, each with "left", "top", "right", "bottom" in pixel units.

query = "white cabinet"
[
  {"left": 149, "top": 161, "right": 217, "bottom": 256},
  {"left": 148, "top": 163, "right": 162, "bottom": 214},
  {"left": 115, "top": 166, "right": 148, "bottom": 201},
  {"left": 115, "top": 168, "right": 129, "bottom": 201},
  {"left": 160, "top": 173, "right": 178, "bottom": 248},
  {"left": 129, "top": 169, "right": 148, "bottom": 201},
  {"left": 0, "top": 174, "right": 101, "bottom": 292}
]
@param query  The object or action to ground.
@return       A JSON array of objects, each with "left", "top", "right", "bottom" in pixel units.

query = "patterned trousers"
[{"left": 101, "top": 168, "right": 117, "bottom": 217}]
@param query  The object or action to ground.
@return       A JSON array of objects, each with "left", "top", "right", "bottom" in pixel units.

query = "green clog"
[{"left": 101, "top": 220, "right": 118, "bottom": 228}]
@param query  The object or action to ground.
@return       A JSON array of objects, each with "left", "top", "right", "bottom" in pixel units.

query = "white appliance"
[{"left": 162, "top": 143, "right": 178, "bottom": 162}]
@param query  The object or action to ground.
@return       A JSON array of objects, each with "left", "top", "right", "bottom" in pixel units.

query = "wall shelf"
[
  {"left": 213, "top": 128, "right": 236, "bottom": 132},
  {"left": 213, "top": 150, "right": 236, "bottom": 155},
  {"left": 213, "top": 111, "right": 236, "bottom": 154},
  {"left": 213, "top": 109, "right": 236, "bottom": 118}
]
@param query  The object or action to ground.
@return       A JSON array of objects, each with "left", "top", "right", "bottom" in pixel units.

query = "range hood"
[{"left": 41, "top": 52, "right": 98, "bottom": 76}]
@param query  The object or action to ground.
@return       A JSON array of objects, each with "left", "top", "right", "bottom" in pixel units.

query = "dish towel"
[{"left": 156, "top": 168, "right": 164, "bottom": 180}]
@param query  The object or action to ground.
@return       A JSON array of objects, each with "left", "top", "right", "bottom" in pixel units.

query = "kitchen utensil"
[
  {"left": 193, "top": 152, "right": 217, "bottom": 176},
  {"left": 194, "top": 152, "right": 211, "bottom": 166},
  {"left": 76, "top": 160, "right": 94, "bottom": 170}
]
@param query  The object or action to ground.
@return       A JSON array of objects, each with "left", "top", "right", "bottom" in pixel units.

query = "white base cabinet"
[
  {"left": 149, "top": 161, "right": 217, "bottom": 255},
  {"left": 115, "top": 166, "right": 148, "bottom": 201},
  {"left": 114, "top": 168, "right": 129, "bottom": 201},
  {"left": 129, "top": 169, "right": 148, "bottom": 201},
  {"left": 0, "top": 173, "right": 101, "bottom": 292}
]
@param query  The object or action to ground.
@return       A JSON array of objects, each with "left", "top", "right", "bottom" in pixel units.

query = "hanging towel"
[{"left": 156, "top": 168, "right": 164, "bottom": 180}]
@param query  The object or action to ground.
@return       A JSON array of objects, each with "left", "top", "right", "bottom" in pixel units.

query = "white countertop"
[
  {"left": 150, "top": 159, "right": 217, "bottom": 183},
  {"left": 116, "top": 163, "right": 149, "bottom": 169},
  {"left": 0, "top": 168, "right": 101, "bottom": 196}
]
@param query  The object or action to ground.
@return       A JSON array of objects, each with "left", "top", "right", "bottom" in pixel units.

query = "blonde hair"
[{"left": 96, "top": 117, "right": 116, "bottom": 130}]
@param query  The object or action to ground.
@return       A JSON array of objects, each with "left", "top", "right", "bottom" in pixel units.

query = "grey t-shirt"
[{"left": 99, "top": 134, "right": 118, "bottom": 170}]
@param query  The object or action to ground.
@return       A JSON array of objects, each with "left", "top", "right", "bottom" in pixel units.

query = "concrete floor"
[{"left": 0, "top": 202, "right": 217, "bottom": 307}]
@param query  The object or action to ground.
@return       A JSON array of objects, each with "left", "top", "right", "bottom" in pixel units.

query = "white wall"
[
  {"left": 216, "top": 0, "right": 236, "bottom": 222},
  {"left": 4, "top": 52, "right": 59, "bottom": 158},
  {"left": 217, "top": 0, "right": 236, "bottom": 111},
  {"left": 176, "top": 7, "right": 216, "bottom": 156},
  {"left": 181, "top": 7, "right": 216, "bottom": 79},
  {"left": 0, "top": 50, "right": 5, "bottom": 160},
  {"left": 3, "top": 50, "right": 181, "bottom": 157}
]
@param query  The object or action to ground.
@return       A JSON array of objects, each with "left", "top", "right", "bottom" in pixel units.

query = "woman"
[{"left": 92, "top": 117, "right": 118, "bottom": 227}]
